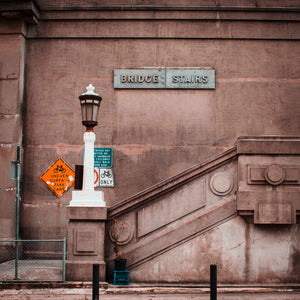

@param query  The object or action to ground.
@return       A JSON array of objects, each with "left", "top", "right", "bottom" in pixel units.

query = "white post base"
[{"left": 69, "top": 190, "right": 106, "bottom": 207}]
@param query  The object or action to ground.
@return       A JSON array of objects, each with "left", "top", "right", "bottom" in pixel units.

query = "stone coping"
[
  {"left": 67, "top": 206, "right": 107, "bottom": 220},
  {"left": 237, "top": 136, "right": 300, "bottom": 154}
]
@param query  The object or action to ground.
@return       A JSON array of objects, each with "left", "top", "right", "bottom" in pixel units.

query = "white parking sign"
[{"left": 94, "top": 168, "right": 114, "bottom": 187}]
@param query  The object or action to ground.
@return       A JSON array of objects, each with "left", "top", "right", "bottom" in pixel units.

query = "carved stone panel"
[
  {"left": 74, "top": 229, "right": 96, "bottom": 255},
  {"left": 137, "top": 179, "right": 205, "bottom": 237},
  {"left": 247, "top": 164, "right": 299, "bottom": 186},
  {"left": 109, "top": 220, "right": 134, "bottom": 246},
  {"left": 237, "top": 152, "right": 300, "bottom": 224}
]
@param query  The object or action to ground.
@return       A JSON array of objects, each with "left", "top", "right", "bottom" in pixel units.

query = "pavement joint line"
[{"left": 1, "top": 283, "right": 300, "bottom": 295}]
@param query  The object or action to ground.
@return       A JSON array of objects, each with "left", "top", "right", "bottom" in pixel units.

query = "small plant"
[{"left": 114, "top": 244, "right": 123, "bottom": 259}]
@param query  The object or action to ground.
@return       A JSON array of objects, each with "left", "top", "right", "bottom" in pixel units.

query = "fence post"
[
  {"left": 93, "top": 263, "right": 99, "bottom": 300},
  {"left": 210, "top": 264, "right": 217, "bottom": 300},
  {"left": 62, "top": 237, "right": 66, "bottom": 282},
  {"left": 14, "top": 144, "right": 21, "bottom": 280}
]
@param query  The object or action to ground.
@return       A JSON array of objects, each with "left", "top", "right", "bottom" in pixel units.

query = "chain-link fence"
[{"left": 0, "top": 239, "right": 66, "bottom": 282}]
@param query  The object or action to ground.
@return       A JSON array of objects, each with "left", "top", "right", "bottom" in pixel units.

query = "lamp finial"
[{"left": 83, "top": 84, "right": 99, "bottom": 96}]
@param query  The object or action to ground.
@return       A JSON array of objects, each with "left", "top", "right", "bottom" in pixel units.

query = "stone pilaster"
[{"left": 66, "top": 206, "right": 107, "bottom": 281}]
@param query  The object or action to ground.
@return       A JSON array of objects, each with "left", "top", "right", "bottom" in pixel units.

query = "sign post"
[{"left": 10, "top": 144, "right": 21, "bottom": 280}]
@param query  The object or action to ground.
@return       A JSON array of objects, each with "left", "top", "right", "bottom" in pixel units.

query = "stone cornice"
[
  {"left": 0, "top": 0, "right": 40, "bottom": 24},
  {"left": 31, "top": 0, "right": 300, "bottom": 11}
]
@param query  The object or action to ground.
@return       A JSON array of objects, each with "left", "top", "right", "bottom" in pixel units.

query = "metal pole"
[
  {"left": 62, "top": 237, "right": 66, "bottom": 282},
  {"left": 92, "top": 263, "right": 99, "bottom": 300},
  {"left": 14, "top": 144, "right": 21, "bottom": 280},
  {"left": 210, "top": 264, "right": 217, "bottom": 300}
]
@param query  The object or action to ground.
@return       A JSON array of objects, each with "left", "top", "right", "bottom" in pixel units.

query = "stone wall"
[
  {"left": 0, "top": 18, "right": 26, "bottom": 239},
  {"left": 0, "top": 0, "right": 299, "bottom": 283}
]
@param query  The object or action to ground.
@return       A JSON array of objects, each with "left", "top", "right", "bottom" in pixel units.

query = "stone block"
[
  {"left": 255, "top": 203, "right": 292, "bottom": 224},
  {"left": 219, "top": 0, "right": 256, "bottom": 7},
  {"left": 0, "top": 19, "right": 25, "bottom": 35},
  {"left": 20, "top": 202, "right": 67, "bottom": 239},
  {"left": 0, "top": 144, "right": 18, "bottom": 239},
  {"left": 0, "top": 80, "right": 20, "bottom": 114},
  {"left": 247, "top": 224, "right": 296, "bottom": 283},
  {"left": 67, "top": 206, "right": 107, "bottom": 220},
  {"left": 67, "top": 221, "right": 105, "bottom": 260},
  {"left": 0, "top": 35, "right": 24, "bottom": 79},
  {"left": 65, "top": 260, "right": 106, "bottom": 281},
  {"left": 0, "top": 144, "right": 17, "bottom": 187},
  {"left": 237, "top": 137, "right": 300, "bottom": 154},
  {"left": 0, "top": 189, "right": 15, "bottom": 217},
  {"left": 0, "top": 115, "right": 22, "bottom": 144},
  {"left": 0, "top": 191, "right": 16, "bottom": 239},
  {"left": 66, "top": 206, "right": 107, "bottom": 281}
]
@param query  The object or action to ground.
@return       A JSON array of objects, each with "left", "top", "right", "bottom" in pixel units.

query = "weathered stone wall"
[
  {"left": 20, "top": 2, "right": 300, "bottom": 240},
  {"left": 130, "top": 218, "right": 300, "bottom": 283},
  {"left": 0, "top": 19, "right": 25, "bottom": 240},
  {"left": 0, "top": 0, "right": 299, "bottom": 283}
]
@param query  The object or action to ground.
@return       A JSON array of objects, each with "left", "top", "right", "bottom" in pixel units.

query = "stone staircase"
[
  {"left": 106, "top": 146, "right": 238, "bottom": 274},
  {"left": 106, "top": 137, "right": 300, "bottom": 283}
]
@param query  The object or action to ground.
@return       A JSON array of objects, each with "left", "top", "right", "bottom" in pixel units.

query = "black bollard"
[
  {"left": 210, "top": 264, "right": 217, "bottom": 300},
  {"left": 93, "top": 264, "right": 99, "bottom": 300}
]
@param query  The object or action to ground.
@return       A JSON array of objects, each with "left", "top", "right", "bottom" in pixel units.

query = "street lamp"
[
  {"left": 66, "top": 85, "right": 107, "bottom": 282},
  {"left": 69, "top": 84, "right": 106, "bottom": 207},
  {"left": 79, "top": 84, "right": 102, "bottom": 130}
]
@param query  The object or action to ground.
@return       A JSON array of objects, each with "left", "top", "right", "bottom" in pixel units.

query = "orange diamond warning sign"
[{"left": 40, "top": 158, "right": 75, "bottom": 198}]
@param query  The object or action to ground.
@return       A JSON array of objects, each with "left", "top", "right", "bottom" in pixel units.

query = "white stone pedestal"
[
  {"left": 69, "top": 130, "right": 106, "bottom": 207},
  {"left": 69, "top": 190, "right": 106, "bottom": 207}
]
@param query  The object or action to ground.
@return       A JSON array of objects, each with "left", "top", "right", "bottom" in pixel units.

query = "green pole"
[
  {"left": 63, "top": 237, "right": 66, "bottom": 282},
  {"left": 14, "top": 144, "right": 21, "bottom": 280}
]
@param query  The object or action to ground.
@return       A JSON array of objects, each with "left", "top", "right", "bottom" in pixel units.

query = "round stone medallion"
[
  {"left": 109, "top": 220, "right": 133, "bottom": 246},
  {"left": 264, "top": 164, "right": 285, "bottom": 185},
  {"left": 209, "top": 172, "right": 233, "bottom": 196}
]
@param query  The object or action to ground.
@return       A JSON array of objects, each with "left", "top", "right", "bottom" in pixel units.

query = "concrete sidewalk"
[{"left": 1, "top": 284, "right": 300, "bottom": 300}]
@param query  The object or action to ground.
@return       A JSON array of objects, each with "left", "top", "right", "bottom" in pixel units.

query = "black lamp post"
[{"left": 79, "top": 84, "right": 102, "bottom": 131}]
